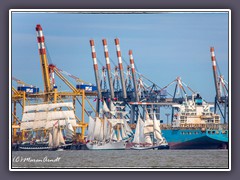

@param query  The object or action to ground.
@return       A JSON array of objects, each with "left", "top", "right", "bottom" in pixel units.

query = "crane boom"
[
  {"left": 36, "top": 24, "right": 51, "bottom": 102},
  {"left": 53, "top": 67, "right": 78, "bottom": 93},
  {"left": 210, "top": 47, "right": 221, "bottom": 101}
]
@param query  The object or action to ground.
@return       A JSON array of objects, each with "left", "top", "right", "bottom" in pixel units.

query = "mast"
[
  {"left": 102, "top": 39, "right": 115, "bottom": 100},
  {"left": 90, "top": 40, "right": 102, "bottom": 115},
  {"left": 35, "top": 24, "right": 51, "bottom": 102},
  {"left": 114, "top": 38, "right": 127, "bottom": 99}
]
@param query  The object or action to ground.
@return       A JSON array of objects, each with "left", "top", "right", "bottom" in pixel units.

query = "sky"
[{"left": 11, "top": 10, "right": 229, "bottom": 103}]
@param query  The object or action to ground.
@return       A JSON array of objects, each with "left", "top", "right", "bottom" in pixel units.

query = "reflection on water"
[{"left": 11, "top": 149, "right": 228, "bottom": 169}]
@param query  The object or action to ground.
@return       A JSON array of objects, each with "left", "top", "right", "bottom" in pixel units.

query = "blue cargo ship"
[
  {"left": 160, "top": 94, "right": 228, "bottom": 149},
  {"left": 161, "top": 128, "right": 228, "bottom": 149}
]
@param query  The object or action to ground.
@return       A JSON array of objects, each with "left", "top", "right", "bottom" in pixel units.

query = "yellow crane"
[{"left": 35, "top": 24, "right": 97, "bottom": 142}]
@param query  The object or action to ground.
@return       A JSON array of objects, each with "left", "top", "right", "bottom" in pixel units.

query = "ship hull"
[
  {"left": 86, "top": 141, "right": 126, "bottom": 150},
  {"left": 18, "top": 143, "right": 50, "bottom": 151},
  {"left": 18, "top": 142, "right": 72, "bottom": 151},
  {"left": 130, "top": 144, "right": 169, "bottom": 150},
  {"left": 162, "top": 129, "right": 228, "bottom": 149}
]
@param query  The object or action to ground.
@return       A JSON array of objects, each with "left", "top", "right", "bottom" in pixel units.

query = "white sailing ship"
[
  {"left": 86, "top": 101, "right": 133, "bottom": 150},
  {"left": 19, "top": 102, "right": 76, "bottom": 151},
  {"left": 131, "top": 111, "right": 169, "bottom": 150}
]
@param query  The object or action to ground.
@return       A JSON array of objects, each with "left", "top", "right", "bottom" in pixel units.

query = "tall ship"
[
  {"left": 86, "top": 101, "right": 133, "bottom": 150},
  {"left": 130, "top": 111, "right": 169, "bottom": 150},
  {"left": 18, "top": 102, "right": 76, "bottom": 151},
  {"left": 160, "top": 94, "right": 228, "bottom": 149}
]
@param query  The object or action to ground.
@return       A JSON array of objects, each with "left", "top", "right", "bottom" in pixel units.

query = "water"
[{"left": 11, "top": 150, "right": 229, "bottom": 169}]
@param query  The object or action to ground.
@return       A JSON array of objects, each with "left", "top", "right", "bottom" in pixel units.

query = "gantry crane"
[
  {"left": 34, "top": 24, "right": 97, "bottom": 142},
  {"left": 210, "top": 47, "right": 229, "bottom": 123}
]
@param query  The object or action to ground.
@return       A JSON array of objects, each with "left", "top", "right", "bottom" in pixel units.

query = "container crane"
[
  {"left": 114, "top": 38, "right": 127, "bottom": 99},
  {"left": 35, "top": 24, "right": 97, "bottom": 142},
  {"left": 89, "top": 39, "right": 102, "bottom": 115},
  {"left": 210, "top": 47, "right": 229, "bottom": 123},
  {"left": 102, "top": 39, "right": 115, "bottom": 100},
  {"left": 35, "top": 24, "right": 51, "bottom": 102}
]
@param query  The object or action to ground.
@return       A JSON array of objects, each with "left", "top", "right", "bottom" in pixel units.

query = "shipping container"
[
  {"left": 76, "top": 84, "right": 97, "bottom": 92},
  {"left": 17, "top": 86, "right": 39, "bottom": 94}
]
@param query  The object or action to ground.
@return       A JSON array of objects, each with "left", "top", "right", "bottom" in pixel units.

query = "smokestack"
[
  {"left": 90, "top": 40, "right": 102, "bottom": 114},
  {"left": 129, "top": 50, "right": 139, "bottom": 102},
  {"left": 210, "top": 47, "right": 221, "bottom": 100},
  {"left": 114, "top": 38, "right": 127, "bottom": 99},
  {"left": 102, "top": 39, "right": 115, "bottom": 99}
]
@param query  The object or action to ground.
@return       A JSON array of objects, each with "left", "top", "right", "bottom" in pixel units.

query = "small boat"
[{"left": 130, "top": 111, "right": 169, "bottom": 150}]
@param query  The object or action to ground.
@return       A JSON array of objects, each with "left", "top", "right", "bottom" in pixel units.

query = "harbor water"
[{"left": 11, "top": 149, "right": 228, "bottom": 169}]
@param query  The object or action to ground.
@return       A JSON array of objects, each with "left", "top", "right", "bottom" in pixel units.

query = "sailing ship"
[
  {"left": 131, "top": 111, "right": 169, "bottom": 150},
  {"left": 86, "top": 101, "right": 133, "bottom": 150},
  {"left": 18, "top": 102, "right": 76, "bottom": 151}
]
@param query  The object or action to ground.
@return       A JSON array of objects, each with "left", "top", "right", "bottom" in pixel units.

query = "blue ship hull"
[{"left": 161, "top": 129, "right": 228, "bottom": 149}]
